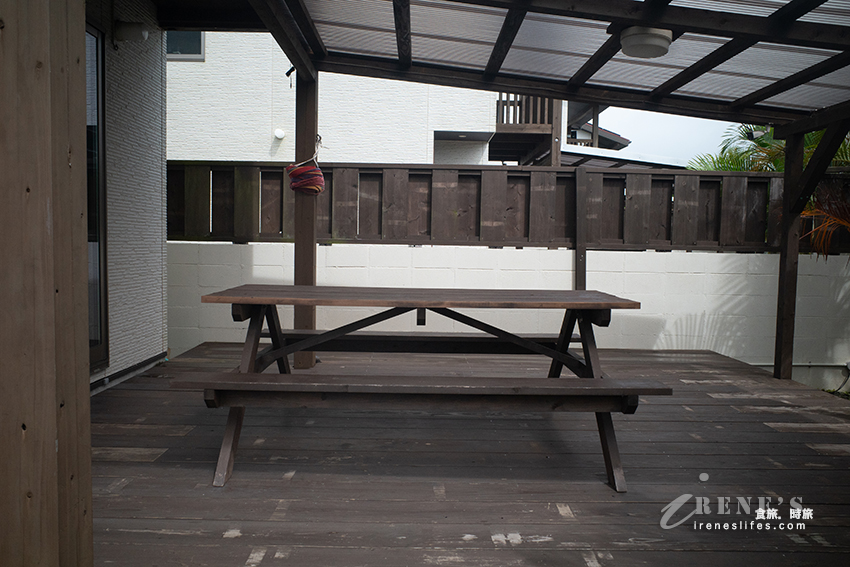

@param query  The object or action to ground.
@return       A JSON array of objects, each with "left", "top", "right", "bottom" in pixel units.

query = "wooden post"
[
  {"left": 575, "top": 168, "right": 588, "bottom": 290},
  {"left": 591, "top": 105, "right": 600, "bottom": 148},
  {"left": 549, "top": 99, "right": 562, "bottom": 167},
  {"left": 294, "top": 73, "right": 319, "bottom": 368},
  {"left": 773, "top": 134, "right": 804, "bottom": 380},
  {"left": 1, "top": 0, "right": 93, "bottom": 565}
]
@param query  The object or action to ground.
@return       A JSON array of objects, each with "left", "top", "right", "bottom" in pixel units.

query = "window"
[
  {"left": 167, "top": 31, "right": 205, "bottom": 61},
  {"left": 87, "top": 26, "right": 109, "bottom": 370}
]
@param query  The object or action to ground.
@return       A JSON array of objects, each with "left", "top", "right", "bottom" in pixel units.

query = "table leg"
[
  {"left": 240, "top": 305, "right": 268, "bottom": 373},
  {"left": 577, "top": 315, "right": 603, "bottom": 379},
  {"left": 265, "top": 306, "right": 291, "bottom": 374},
  {"left": 548, "top": 309, "right": 578, "bottom": 377},
  {"left": 596, "top": 411, "right": 627, "bottom": 492},
  {"left": 213, "top": 406, "right": 245, "bottom": 487}
]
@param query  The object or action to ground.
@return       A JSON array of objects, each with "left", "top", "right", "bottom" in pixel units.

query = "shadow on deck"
[{"left": 91, "top": 345, "right": 850, "bottom": 566}]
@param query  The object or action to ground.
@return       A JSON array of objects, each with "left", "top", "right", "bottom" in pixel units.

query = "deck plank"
[{"left": 91, "top": 346, "right": 850, "bottom": 566}]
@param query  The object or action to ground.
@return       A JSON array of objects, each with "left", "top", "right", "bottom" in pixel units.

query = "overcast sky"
[{"left": 598, "top": 107, "right": 739, "bottom": 165}]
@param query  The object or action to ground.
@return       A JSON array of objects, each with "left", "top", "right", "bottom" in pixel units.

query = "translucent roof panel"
[
  {"left": 304, "top": 0, "right": 395, "bottom": 55},
  {"left": 410, "top": 1, "right": 506, "bottom": 44},
  {"left": 501, "top": 14, "right": 611, "bottom": 81},
  {"left": 670, "top": 0, "right": 787, "bottom": 17},
  {"left": 674, "top": 42, "right": 840, "bottom": 101},
  {"left": 763, "top": 65, "right": 850, "bottom": 110},
  {"left": 590, "top": 34, "right": 726, "bottom": 91},
  {"left": 796, "top": 0, "right": 850, "bottom": 26},
  {"left": 412, "top": 36, "right": 494, "bottom": 70}
]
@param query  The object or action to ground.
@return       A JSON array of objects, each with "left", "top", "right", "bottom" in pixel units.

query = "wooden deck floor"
[{"left": 91, "top": 344, "right": 850, "bottom": 566}]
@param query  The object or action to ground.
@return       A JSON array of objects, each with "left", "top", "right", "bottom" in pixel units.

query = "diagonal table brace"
[
  {"left": 428, "top": 307, "right": 590, "bottom": 377},
  {"left": 254, "top": 306, "right": 415, "bottom": 372}
]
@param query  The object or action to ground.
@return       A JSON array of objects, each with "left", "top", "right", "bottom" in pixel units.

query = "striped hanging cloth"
[{"left": 285, "top": 163, "right": 325, "bottom": 195}]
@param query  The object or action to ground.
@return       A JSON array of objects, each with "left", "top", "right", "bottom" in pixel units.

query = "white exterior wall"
[
  {"left": 89, "top": 0, "right": 168, "bottom": 383},
  {"left": 167, "top": 242, "right": 850, "bottom": 390},
  {"left": 167, "top": 32, "right": 497, "bottom": 164}
]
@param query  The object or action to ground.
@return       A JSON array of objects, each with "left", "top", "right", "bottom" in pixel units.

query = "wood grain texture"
[{"left": 202, "top": 284, "right": 640, "bottom": 309}]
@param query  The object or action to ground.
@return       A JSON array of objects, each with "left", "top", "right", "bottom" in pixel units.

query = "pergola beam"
[
  {"left": 313, "top": 52, "right": 806, "bottom": 125},
  {"left": 247, "top": 0, "right": 317, "bottom": 82},
  {"left": 484, "top": 8, "right": 527, "bottom": 77},
  {"left": 284, "top": 0, "right": 327, "bottom": 58},
  {"left": 445, "top": 0, "right": 850, "bottom": 51},
  {"left": 393, "top": 0, "right": 413, "bottom": 68},
  {"left": 650, "top": 0, "right": 829, "bottom": 99},
  {"left": 789, "top": 119, "right": 850, "bottom": 216},
  {"left": 732, "top": 51, "right": 850, "bottom": 110},
  {"left": 775, "top": 100, "right": 850, "bottom": 139}
]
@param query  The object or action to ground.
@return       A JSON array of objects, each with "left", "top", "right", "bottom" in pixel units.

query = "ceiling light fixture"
[{"left": 620, "top": 26, "right": 672, "bottom": 58}]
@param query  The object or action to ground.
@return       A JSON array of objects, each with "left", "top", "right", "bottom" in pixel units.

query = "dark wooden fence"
[{"left": 166, "top": 161, "right": 849, "bottom": 254}]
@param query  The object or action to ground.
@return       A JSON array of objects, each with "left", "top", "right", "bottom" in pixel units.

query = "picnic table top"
[{"left": 201, "top": 285, "right": 640, "bottom": 310}]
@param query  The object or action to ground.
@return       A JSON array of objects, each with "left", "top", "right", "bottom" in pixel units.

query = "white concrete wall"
[
  {"left": 88, "top": 0, "right": 168, "bottom": 383},
  {"left": 167, "top": 242, "right": 850, "bottom": 391},
  {"left": 167, "top": 32, "right": 497, "bottom": 164}
]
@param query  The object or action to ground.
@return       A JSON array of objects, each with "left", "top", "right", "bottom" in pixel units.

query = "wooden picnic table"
[{"left": 179, "top": 285, "right": 670, "bottom": 492}]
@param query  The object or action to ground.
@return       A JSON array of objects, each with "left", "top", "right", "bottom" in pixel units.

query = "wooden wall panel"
[
  {"left": 260, "top": 170, "right": 283, "bottom": 236},
  {"left": 431, "top": 169, "right": 458, "bottom": 241},
  {"left": 456, "top": 174, "right": 481, "bottom": 240},
  {"left": 408, "top": 173, "right": 431, "bottom": 238},
  {"left": 315, "top": 170, "right": 332, "bottom": 239},
  {"left": 744, "top": 179, "right": 769, "bottom": 245},
  {"left": 767, "top": 178, "right": 784, "bottom": 248},
  {"left": 697, "top": 178, "right": 722, "bottom": 244},
  {"left": 505, "top": 174, "right": 530, "bottom": 240},
  {"left": 382, "top": 169, "right": 409, "bottom": 239},
  {"left": 211, "top": 169, "right": 235, "bottom": 238},
  {"left": 358, "top": 172, "right": 382, "bottom": 238},
  {"left": 234, "top": 166, "right": 260, "bottom": 243},
  {"left": 528, "top": 171, "right": 556, "bottom": 243},
  {"left": 331, "top": 168, "right": 358, "bottom": 239},
  {"left": 184, "top": 165, "right": 211, "bottom": 238},
  {"left": 480, "top": 170, "right": 507, "bottom": 242},
  {"left": 672, "top": 175, "right": 699, "bottom": 246},
  {"left": 719, "top": 176, "right": 748, "bottom": 246},
  {"left": 624, "top": 174, "right": 652, "bottom": 245}
]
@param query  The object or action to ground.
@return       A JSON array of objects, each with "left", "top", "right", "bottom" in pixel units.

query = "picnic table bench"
[{"left": 173, "top": 285, "right": 672, "bottom": 492}]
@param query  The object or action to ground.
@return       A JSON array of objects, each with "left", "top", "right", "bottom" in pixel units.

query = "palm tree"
[{"left": 688, "top": 125, "right": 850, "bottom": 257}]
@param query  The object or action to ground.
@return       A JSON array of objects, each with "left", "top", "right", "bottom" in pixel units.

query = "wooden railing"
[
  {"left": 166, "top": 161, "right": 850, "bottom": 254},
  {"left": 496, "top": 93, "right": 555, "bottom": 126}
]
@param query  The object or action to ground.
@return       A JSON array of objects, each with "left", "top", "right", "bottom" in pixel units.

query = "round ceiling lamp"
[{"left": 620, "top": 26, "right": 673, "bottom": 58}]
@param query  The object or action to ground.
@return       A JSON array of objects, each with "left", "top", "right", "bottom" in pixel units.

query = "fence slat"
[
  {"left": 719, "top": 176, "right": 747, "bottom": 246},
  {"left": 431, "top": 169, "right": 458, "bottom": 241},
  {"left": 211, "top": 169, "right": 234, "bottom": 238},
  {"left": 585, "top": 172, "right": 604, "bottom": 245},
  {"left": 744, "top": 179, "right": 769, "bottom": 245},
  {"left": 529, "top": 171, "right": 556, "bottom": 243},
  {"left": 316, "top": 170, "right": 332, "bottom": 239},
  {"left": 359, "top": 172, "right": 382, "bottom": 238},
  {"left": 382, "top": 169, "right": 409, "bottom": 239},
  {"left": 282, "top": 171, "right": 295, "bottom": 240},
  {"left": 672, "top": 175, "right": 699, "bottom": 246},
  {"left": 624, "top": 174, "right": 652, "bottom": 245},
  {"left": 409, "top": 174, "right": 431, "bottom": 237},
  {"left": 260, "top": 170, "right": 283, "bottom": 236},
  {"left": 505, "top": 174, "right": 530, "bottom": 240},
  {"left": 457, "top": 174, "right": 481, "bottom": 240},
  {"left": 767, "top": 178, "right": 784, "bottom": 248},
  {"left": 234, "top": 166, "right": 260, "bottom": 243},
  {"left": 480, "top": 170, "right": 507, "bottom": 242},
  {"left": 697, "top": 178, "right": 721, "bottom": 244},
  {"left": 332, "top": 168, "right": 359, "bottom": 239},
  {"left": 184, "top": 165, "right": 211, "bottom": 238}
]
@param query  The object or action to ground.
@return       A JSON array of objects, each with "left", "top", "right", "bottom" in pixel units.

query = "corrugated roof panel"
[
  {"left": 712, "top": 43, "right": 839, "bottom": 79},
  {"left": 304, "top": 0, "right": 395, "bottom": 32},
  {"left": 501, "top": 49, "right": 591, "bottom": 81},
  {"left": 763, "top": 65, "right": 850, "bottom": 110},
  {"left": 670, "top": 0, "right": 784, "bottom": 17},
  {"left": 798, "top": 0, "right": 850, "bottom": 26},
  {"left": 412, "top": 36, "right": 493, "bottom": 69},
  {"left": 315, "top": 23, "right": 398, "bottom": 58},
  {"left": 590, "top": 59, "right": 682, "bottom": 90},
  {"left": 676, "top": 74, "right": 774, "bottom": 100},
  {"left": 410, "top": 1, "right": 506, "bottom": 44},
  {"left": 511, "top": 14, "right": 609, "bottom": 57}
]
